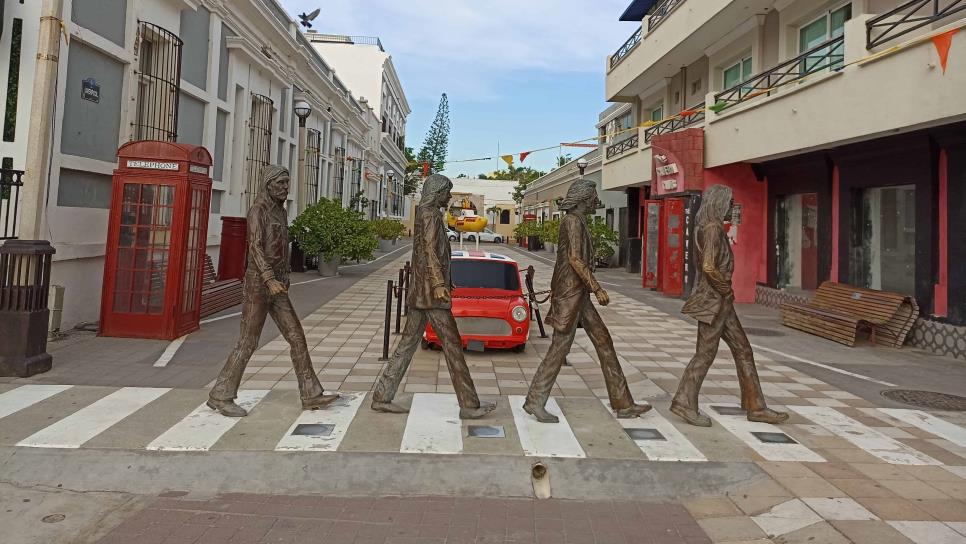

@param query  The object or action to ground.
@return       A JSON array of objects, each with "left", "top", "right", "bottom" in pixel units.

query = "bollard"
[
  {"left": 380, "top": 280, "right": 393, "bottom": 361},
  {"left": 525, "top": 265, "right": 548, "bottom": 339},
  {"left": 395, "top": 268, "right": 404, "bottom": 334},
  {"left": 402, "top": 261, "right": 411, "bottom": 316}
]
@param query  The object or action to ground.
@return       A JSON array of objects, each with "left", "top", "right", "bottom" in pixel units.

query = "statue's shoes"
[
  {"left": 206, "top": 398, "right": 248, "bottom": 418},
  {"left": 522, "top": 401, "right": 559, "bottom": 424},
  {"left": 670, "top": 402, "right": 712, "bottom": 427},
  {"left": 460, "top": 401, "right": 497, "bottom": 420},
  {"left": 302, "top": 393, "right": 340, "bottom": 411},
  {"left": 371, "top": 401, "right": 410, "bottom": 414},
  {"left": 747, "top": 408, "right": 789, "bottom": 424},
  {"left": 615, "top": 403, "right": 652, "bottom": 419}
]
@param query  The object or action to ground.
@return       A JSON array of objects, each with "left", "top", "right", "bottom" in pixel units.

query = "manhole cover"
[
  {"left": 292, "top": 424, "right": 334, "bottom": 437},
  {"left": 752, "top": 432, "right": 798, "bottom": 444},
  {"left": 711, "top": 405, "right": 745, "bottom": 416},
  {"left": 742, "top": 328, "right": 785, "bottom": 337},
  {"left": 42, "top": 514, "right": 65, "bottom": 524},
  {"left": 624, "top": 428, "right": 666, "bottom": 441},
  {"left": 881, "top": 389, "right": 966, "bottom": 411},
  {"left": 467, "top": 425, "right": 505, "bottom": 438}
]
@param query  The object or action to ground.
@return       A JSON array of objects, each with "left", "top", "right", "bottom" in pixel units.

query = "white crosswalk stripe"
[
  {"left": 509, "top": 396, "right": 585, "bottom": 458},
  {"left": 276, "top": 393, "right": 365, "bottom": 451},
  {"left": 707, "top": 404, "right": 825, "bottom": 462},
  {"left": 17, "top": 387, "right": 169, "bottom": 449},
  {"left": 604, "top": 401, "right": 706, "bottom": 462},
  {"left": 880, "top": 409, "right": 966, "bottom": 449},
  {"left": 400, "top": 393, "right": 463, "bottom": 454},
  {"left": 146, "top": 390, "right": 269, "bottom": 451},
  {"left": 790, "top": 405, "right": 941, "bottom": 465},
  {"left": 0, "top": 385, "right": 72, "bottom": 420}
]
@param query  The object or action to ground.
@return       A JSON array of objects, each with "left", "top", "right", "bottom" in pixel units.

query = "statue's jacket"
[
  {"left": 408, "top": 205, "right": 452, "bottom": 310},
  {"left": 246, "top": 194, "right": 291, "bottom": 288},
  {"left": 545, "top": 213, "right": 596, "bottom": 333},
  {"left": 681, "top": 222, "right": 734, "bottom": 324}
]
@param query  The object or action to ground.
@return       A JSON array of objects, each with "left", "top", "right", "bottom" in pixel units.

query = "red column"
[
  {"left": 218, "top": 217, "right": 247, "bottom": 280},
  {"left": 935, "top": 149, "right": 949, "bottom": 317}
]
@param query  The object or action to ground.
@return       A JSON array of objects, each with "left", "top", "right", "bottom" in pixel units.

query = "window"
[
  {"left": 723, "top": 56, "right": 753, "bottom": 90},
  {"left": 134, "top": 22, "right": 183, "bottom": 141},
  {"left": 800, "top": 4, "right": 851, "bottom": 72},
  {"left": 305, "top": 128, "right": 321, "bottom": 205},
  {"left": 650, "top": 105, "right": 664, "bottom": 123},
  {"left": 500, "top": 209, "right": 511, "bottom": 224},
  {"left": 245, "top": 93, "right": 273, "bottom": 207},
  {"left": 451, "top": 260, "right": 520, "bottom": 291},
  {"left": 852, "top": 185, "right": 916, "bottom": 296},
  {"left": 333, "top": 147, "right": 346, "bottom": 201}
]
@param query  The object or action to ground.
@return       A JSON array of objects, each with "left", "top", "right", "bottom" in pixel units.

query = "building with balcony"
[
  {"left": 602, "top": 0, "right": 966, "bottom": 357},
  {"left": 0, "top": 0, "right": 375, "bottom": 328},
  {"left": 307, "top": 32, "right": 412, "bottom": 221}
]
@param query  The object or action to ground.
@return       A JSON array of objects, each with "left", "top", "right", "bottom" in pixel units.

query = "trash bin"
[{"left": 0, "top": 240, "right": 55, "bottom": 377}]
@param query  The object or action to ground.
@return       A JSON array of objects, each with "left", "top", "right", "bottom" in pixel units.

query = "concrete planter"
[
  {"left": 378, "top": 238, "right": 398, "bottom": 253},
  {"left": 545, "top": 243, "right": 556, "bottom": 253},
  {"left": 318, "top": 256, "right": 340, "bottom": 277}
]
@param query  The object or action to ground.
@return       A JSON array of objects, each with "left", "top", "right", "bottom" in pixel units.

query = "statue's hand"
[
  {"left": 266, "top": 279, "right": 287, "bottom": 296},
  {"left": 594, "top": 288, "right": 610, "bottom": 306},
  {"left": 433, "top": 286, "right": 451, "bottom": 303}
]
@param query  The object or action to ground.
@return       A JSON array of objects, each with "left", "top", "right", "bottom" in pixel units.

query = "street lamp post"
[
  {"left": 386, "top": 169, "right": 395, "bottom": 218},
  {"left": 577, "top": 158, "right": 588, "bottom": 177},
  {"left": 294, "top": 98, "right": 312, "bottom": 213}
]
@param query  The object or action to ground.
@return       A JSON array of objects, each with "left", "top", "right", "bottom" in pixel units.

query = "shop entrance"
[
  {"left": 852, "top": 184, "right": 916, "bottom": 295},
  {"left": 776, "top": 193, "right": 819, "bottom": 291}
]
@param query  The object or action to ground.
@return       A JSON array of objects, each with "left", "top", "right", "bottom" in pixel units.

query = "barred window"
[
  {"left": 245, "top": 93, "right": 273, "bottom": 207},
  {"left": 133, "top": 22, "right": 182, "bottom": 141},
  {"left": 332, "top": 147, "right": 345, "bottom": 201},
  {"left": 305, "top": 128, "right": 321, "bottom": 205}
]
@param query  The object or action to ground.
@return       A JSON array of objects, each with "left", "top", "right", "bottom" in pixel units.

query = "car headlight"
[{"left": 511, "top": 305, "right": 528, "bottom": 323}]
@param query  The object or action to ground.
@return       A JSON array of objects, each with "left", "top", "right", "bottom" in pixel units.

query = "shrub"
[
  {"left": 587, "top": 215, "right": 618, "bottom": 260},
  {"left": 290, "top": 198, "right": 378, "bottom": 263},
  {"left": 371, "top": 218, "right": 406, "bottom": 241},
  {"left": 539, "top": 218, "right": 560, "bottom": 245}
]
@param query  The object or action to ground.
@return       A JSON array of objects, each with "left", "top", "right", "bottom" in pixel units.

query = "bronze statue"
[
  {"left": 671, "top": 184, "right": 788, "bottom": 427},
  {"left": 371, "top": 174, "right": 496, "bottom": 419},
  {"left": 523, "top": 179, "right": 651, "bottom": 423},
  {"left": 208, "top": 166, "right": 338, "bottom": 417}
]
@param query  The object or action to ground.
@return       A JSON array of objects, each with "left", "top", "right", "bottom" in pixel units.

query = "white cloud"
[{"left": 281, "top": 0, "right": 633, "bottom": 100}]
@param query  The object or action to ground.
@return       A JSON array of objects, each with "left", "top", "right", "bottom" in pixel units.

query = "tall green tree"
[
  {"left": 403, "top": 146, "right": 419, "bottom": 195},
  {"left": 416, "top": 93, "right": 450, "bottom": 176}
]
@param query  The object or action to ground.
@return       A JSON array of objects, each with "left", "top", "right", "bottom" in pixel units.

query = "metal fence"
[
  {"left": 1, "top": 168, "right": 23, "bottom": 240},
  {"left": 606, "top": 134, "right": 639, "bottom": 159},
  {"left": 867, "top": 0, "right": 966, "bottom": 48},
  {"left": 133, "top": 21, "right": 182, "bottom": 142},
  {"left": 648, "top": 0, "right": 687, "bottom": 31},
  {"left": 610, "top": 27, "right": 642, "bottom": 69},
  {"left": 644, "top": 103, "right": 705, "bottom": 143}
]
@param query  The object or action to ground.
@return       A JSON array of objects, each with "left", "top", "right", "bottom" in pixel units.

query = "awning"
[{"left": 619, "top": 0, "right": 658, "bottom": 22}]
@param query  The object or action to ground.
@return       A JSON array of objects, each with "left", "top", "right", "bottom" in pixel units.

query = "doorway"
[
  {"left": 776, "top": 193, "right": 819, "bottom": 291},
  {"left": 852, "top": 185, "right": 916, "bottom": 295}
]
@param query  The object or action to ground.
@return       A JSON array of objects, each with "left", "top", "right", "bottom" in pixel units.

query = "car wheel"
[
  {"left": 467, "top": 235, "right": 476, "bottom": 242},
  {"left": 494, "top": 237, "right": 502, "bottom": 243},
  {"left": 513, "top": 343, "right": 526, "bottom": 353},
  {"left": 421, "top": 339, "right": 430, "bottom": 350},
  {"left": 448, "top": 235, "right": 457, "bottom": 241}
]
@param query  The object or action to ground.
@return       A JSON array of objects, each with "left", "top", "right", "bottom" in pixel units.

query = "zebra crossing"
[{"left": 1, "top": 383, "right": 965, "bottom": 470}]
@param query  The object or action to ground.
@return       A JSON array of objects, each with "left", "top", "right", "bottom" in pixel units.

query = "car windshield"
[{"left": 451, "top": 260, "right": 519, "bottom": 291}]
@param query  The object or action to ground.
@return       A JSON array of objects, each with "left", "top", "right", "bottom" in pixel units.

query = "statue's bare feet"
[
  {"left": 371, "top": 401, "right": 409, "bottom": 414},
  {"left": 670, "top": 401, "right": 712, "bottom": 427},
  {"left": 207, "top": 398, "right": 248, "bottom": 418},
  {"left": 302, "top": 393, "right": 341, "bottom": 411},
  {"left": 460, "top": 401, "right": 497, "bottom": 420},
  {"left": 615, "top": 402, "right": 652, "bottom": 419},
  {"left": 747, "top": 408, "right": 789, "bottom": 424},
  {"left": 522, "top": 401, "right": 559, "bottom": 423}
]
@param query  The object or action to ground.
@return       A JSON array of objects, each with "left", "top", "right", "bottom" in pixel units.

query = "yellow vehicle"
[{"left": 445, "top": 197, "right": 488, "bottom": 233}]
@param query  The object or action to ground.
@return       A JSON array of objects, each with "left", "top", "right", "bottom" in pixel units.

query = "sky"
[{"left": 279, "top": 0, "right": 635, "bottom": 178}]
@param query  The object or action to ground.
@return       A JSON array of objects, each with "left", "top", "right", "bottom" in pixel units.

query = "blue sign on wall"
[{"left": 82, "top": 78, "right": 100, "bottom": 103}]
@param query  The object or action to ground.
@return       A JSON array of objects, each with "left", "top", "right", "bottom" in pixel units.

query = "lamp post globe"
[
  {"left": 577, "top": 159, "right": 588, "bottom": 176},
  {"left": 294, "top": 99, "right": 311, "bottom": 127}
]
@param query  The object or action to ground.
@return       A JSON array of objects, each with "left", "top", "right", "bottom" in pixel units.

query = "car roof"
[{"left": 451, "top": 251, "right": 516, "bottom": 263}]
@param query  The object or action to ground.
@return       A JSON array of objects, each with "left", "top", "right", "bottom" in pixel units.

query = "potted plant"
[
  {"left": 539, "top": 219, "right": 560, "bottom": 253},
  {"left": 372, "top": 218, "right": 406, "bottom": 252},
  {"left": 514, "top": 220, "right": 541, "bottom": 251},
  {"left": 290, "top": 198, "right": 379, "bottom": 276},
  {"left": 587, "top": 215, "right": 619, "bottom": 267}
]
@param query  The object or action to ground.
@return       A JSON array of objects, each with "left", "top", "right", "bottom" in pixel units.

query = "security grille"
[
  {"left": 332, "top": 147, "right": 345, "bottom": 201},
  {"left": 245, "top": 93, "right": 274, "bottom": 207},
  {"left": 133, "top": 22, "right": 182, "bottom": 142},
  {"left": 454, "top": 317, "right": 512, "bottom": 336},
  {"left": 305, "top": 128, "right": 321, "bottom": 205}
]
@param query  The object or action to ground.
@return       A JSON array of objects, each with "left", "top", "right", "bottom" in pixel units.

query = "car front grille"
[{"left": 455, "top": 317, "right": 512, "bottom": 336}]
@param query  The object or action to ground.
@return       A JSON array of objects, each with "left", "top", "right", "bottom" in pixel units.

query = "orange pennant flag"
[
  {"left": 519, "top": 152, "right": 530, "bottom": 163},
  {"left": 501, "top": 155, "right": 514, "bottom": 167},
  {"left": 933, "top": 28, "right": 959, "bottom": 74}
]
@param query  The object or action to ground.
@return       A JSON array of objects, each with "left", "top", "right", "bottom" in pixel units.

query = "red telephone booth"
[{"left": 99, "top": 141, "right": 213, "bottom": 340}]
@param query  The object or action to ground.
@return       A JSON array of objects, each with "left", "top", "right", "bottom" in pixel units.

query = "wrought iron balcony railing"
[
  {"left": 644, "top": 103, "right": 705, "bottom": 143},
  {"left": 606, "top": 133, "right": 639, "bottom": 159},
  {"left": 610, "top": 27, "right": 642, "bottom": 69},
  {"left": 648, "top": 0, "right": 687, "bottom": 31},
  {"left": 1, "top": 169, "right": 24, "bottom": 240},
  {"left": 867, "top": 0, "right": 966, "bottom": 49},
  {"left": 713, "top": 36, "right": 845, "bottom": 112}
]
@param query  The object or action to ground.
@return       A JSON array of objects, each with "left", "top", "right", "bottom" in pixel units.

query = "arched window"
[{"left": 500, "top": 209, "right": 510, "bottom": 224}]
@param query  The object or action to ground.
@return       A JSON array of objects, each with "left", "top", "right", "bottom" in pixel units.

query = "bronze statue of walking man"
[
  {"left": 208, "top": 165, "right": 339, "bottom": 417},
  {"left": 371, "top": 174, "right": 496, "bottom": 419},
  {"left": 671, "top": 184, "right": 788, "bottom": 427},
  {"left": 523, "top": 179, "right": 651, "bottom": 423}
]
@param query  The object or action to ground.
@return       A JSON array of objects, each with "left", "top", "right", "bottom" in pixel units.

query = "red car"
[{"left": 423, "top": 251, "right": 530, "bottom": 352}]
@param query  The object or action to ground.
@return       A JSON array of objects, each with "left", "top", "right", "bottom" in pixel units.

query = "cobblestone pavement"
[{"left": 2, "top": 245, "right": 966, "bottom": 543}]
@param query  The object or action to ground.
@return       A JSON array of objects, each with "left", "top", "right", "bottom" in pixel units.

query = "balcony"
[
  {"left": 602, "top": 129, "right": 653, "bottom": 191},
  {"left": 704, "top": 13, "right": 966, "bottom": 167}
]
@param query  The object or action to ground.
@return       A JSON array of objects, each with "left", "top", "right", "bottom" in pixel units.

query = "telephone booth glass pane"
[
  {"left": 113, "top": 182, "right": 174, "bottom": 314},
  {"left": 182, "top": 186, "right": 206, "bottom": 312}
]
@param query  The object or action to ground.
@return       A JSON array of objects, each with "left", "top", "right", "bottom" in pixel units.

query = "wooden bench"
[
  {"left": 200, "top": 254, "right": 243, "bottom": 318},
  {"left": 780, "top": 282, "right": 919, "bottom": 348}
]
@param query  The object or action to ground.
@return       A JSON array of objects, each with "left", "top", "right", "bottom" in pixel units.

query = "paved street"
[{"left": 1, "top": 243, "right": 965, "bottom": 543}]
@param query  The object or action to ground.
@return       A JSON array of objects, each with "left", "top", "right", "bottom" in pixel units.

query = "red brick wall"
[{"left": 651, "top": 129, "right": 705, "bottom": 196}]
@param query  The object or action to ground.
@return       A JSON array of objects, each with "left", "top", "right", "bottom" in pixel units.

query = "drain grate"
[
  {"left": 742, "top": 328, "right": 786, "bottom": 337},
  {"left": 881, "top": 389, "right": 966, "bottom": 411}
]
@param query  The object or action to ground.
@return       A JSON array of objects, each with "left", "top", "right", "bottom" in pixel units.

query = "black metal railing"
[
  {"left": 644, "top": 103, "right": 705, "bottom": 142},
  {"left": 606, "top": 133, "right": 639, "bottom": 159},
  {"left": 133, "top": 21, "right": 182, "bottom": 142},
  {"left": 713, "top": 36, "right": 845, "bottom": 111},
  {"left": 648, "top": 0, "right": 686, "bottom": 31},
  {"left": 867, "top": 0, "right": 965, "bottom": 48},
  {"left": 610, "top": 27, "right": 643, "bottom": 68},
  {"left": 1, "top": 169, "right": 23, "bottom": 240},
  {"left": 245, "top": 93, "right": 274, "bottom": 208}
]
